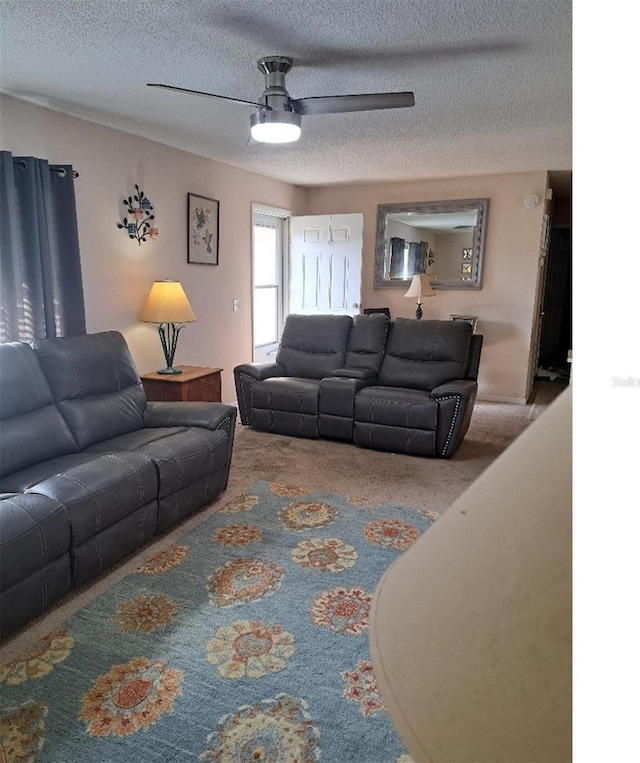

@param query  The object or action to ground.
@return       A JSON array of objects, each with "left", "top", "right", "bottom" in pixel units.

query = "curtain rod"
[{"left": 12, "top": 158, "right": 79, "bottom": 178}]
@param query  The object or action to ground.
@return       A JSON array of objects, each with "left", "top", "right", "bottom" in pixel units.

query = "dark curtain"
[
  {"left": 407, "top": 241, "right": 427, "bottom": 275},
  {"left": 389, "top": 236, "right": 405, "bottom": 279},
  {"left": 0, "top": 150, "right": 86, "bottom": 343}
]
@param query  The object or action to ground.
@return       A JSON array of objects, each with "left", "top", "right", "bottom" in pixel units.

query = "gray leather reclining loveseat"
[
  {"left": 0, "top": 331, "right": 236, "bottom": 638},
  {"left": 234, "top": 313, "right": 482, "bottom": 459}
]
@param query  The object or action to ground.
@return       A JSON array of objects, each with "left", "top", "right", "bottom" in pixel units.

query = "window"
[{"left": 252, "top": 209, "right": 287, "bottom": 363}]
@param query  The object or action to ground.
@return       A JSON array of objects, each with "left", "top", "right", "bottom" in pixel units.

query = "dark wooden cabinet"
[{"left": 141, "top": 365, "right": 222, "bottom": 403}]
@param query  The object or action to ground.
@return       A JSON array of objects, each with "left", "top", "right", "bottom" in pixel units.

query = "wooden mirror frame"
[{"left": 374, "top": 198, "right": 489, "bottom": 290}]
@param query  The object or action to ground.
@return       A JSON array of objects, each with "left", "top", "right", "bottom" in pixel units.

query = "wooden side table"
[{"left": 140, "top": 365, "right": 222, "bottom": 403}]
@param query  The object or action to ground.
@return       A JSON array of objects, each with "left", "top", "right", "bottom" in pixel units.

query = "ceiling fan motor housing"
[{"left": 257, "top": 56, "right": 295, "bottom": 112}]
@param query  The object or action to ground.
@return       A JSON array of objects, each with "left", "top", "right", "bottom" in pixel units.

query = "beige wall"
[
  {"left": 0, "top": 95, "right": 305, "bottom": 402},
  {"left": 1, "top": 94, "right": 548, "bottom": 403},
  {"left": 305, "top": 173, "right": 548, "bottom": 402},
  {"left": 434, "top": 230, "right": 475, "bottom": 280}
]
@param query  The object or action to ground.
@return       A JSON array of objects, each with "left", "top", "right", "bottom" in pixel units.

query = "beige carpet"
[{"left": 1, "top": 385, "right": 565, "bottom": 661}]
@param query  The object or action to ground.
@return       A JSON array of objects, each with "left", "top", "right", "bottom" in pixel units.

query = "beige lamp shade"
[
  {"left": 403, "top": 274, "right": 435, "bottom": 299},
  {"left": 370, "top": 388, "right": 572, "bottom": 763},
  {"left": 139, "top": 280, "right": 196, "bottom": 323}
]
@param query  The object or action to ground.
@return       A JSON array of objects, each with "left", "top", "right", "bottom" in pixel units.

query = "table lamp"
[
  {"left": 404, "top": 274, "right": 435, "bottom": 319},
  {"left": 139, "top": 280, "right": 196, "bottom": 374}
]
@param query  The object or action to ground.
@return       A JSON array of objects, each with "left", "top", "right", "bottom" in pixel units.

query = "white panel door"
[{"left": 289, "top": 214, "right": 363, "bottom": 316}]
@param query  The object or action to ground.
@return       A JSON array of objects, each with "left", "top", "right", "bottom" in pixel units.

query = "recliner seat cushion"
[
  {"left": 89, "top": 427, "right": 231, "bottom": 500},
  {"left": 0, "top": 452, "right": 111, "bottom": 493},
  {"left": 355, "top": 386, "right": 438, "bottom": 430},
  {"left": 33, "top": 331, "right": 147, "bottom": 449}
]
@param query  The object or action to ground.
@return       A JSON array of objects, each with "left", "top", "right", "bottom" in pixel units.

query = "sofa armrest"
[
  {"left": 235, "top": 362, "right": 286, "bottom": 382},
  {"left": 233, "top": 363, "right": 286, "bottom": 426},
  {"left": 431, "top": 380, "right": 478, "bottom": 458},
  {"left": 328, "top": 367, "right": 377, "bottom": 382},
  {"left": 431, "top": 379, "right": 477, "bottom": 402},
  {"left": 319, "top": 375, "right": 376, "bottom": 419},
  {"left": 144, "top": 401, "right": 237, "bottom": 437}
]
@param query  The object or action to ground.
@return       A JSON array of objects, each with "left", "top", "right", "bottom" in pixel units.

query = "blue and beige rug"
[{"left": 1, "top": 481, "right": 435, "bottom": 762}]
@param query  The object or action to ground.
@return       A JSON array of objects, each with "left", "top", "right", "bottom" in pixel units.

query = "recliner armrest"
[
  {"left": 431, "top": 380, "right": 478, "bottom": 458},
  {"left": 328, "top": 367, "right": 377, "bottom": 382},
  {"left": 234, "top": 362, "right": 286, "bottom": 382},
  {"left": 144, "top": 402, "right": 237, "bottom": 436},
  {"left": 233, "top": 363, "right": 286, "bottom": 426},
  {"left": 431, "top": 379, "right": 477, "bottom": 402}
]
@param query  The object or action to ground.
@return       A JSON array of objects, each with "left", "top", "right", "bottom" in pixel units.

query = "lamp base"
[
  {"left": 157, "top": 367, "right": 182, "bottom": 375},
  {"left": 415, "top": 303, "right": 423, "bottom": 320}
]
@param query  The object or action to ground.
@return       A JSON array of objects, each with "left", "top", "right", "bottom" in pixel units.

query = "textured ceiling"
[{"left": 0, "top": 0, "right": 572, "bottom": 187}]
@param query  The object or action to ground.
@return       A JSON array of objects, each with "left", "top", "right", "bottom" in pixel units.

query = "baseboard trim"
[{"left": 477, "top": 395, "right": 527, "bottom": 406}]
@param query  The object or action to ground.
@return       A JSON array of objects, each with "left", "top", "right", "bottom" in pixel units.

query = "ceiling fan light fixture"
[{"left": 250, "top": 110, "right": 301, "bottom": 143}]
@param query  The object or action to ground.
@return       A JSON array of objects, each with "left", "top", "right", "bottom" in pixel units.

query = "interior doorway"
[
  {"left": 251, "top": 208, "right": 364, "bottom": 363},
  {"left": 536, "top": 226, "right": 572, "bottom": 380},
  {"left": 289, "top": 213, "right": 363, "bottom": 315},
  {"left": 527, "top": 173, "right": 572, "bottom": 399}
]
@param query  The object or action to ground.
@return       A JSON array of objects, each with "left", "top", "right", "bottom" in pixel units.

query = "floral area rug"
[{"left": 0, "top": 481, "right": 434, "bottom": 762}]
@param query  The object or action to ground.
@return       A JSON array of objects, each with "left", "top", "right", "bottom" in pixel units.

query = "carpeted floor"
[
  {"left": 1, "top": 384, "right": 564, "bottom": 665},
  {"left": 1, "top": 482, "right": 432, "bottom": 761}
]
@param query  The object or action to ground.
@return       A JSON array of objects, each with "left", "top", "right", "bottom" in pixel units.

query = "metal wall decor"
[{"left": 117, "top": 184, "right": 158, "bottom": 245}]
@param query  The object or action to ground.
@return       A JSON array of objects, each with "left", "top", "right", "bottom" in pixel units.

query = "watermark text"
[{"left": 612, "top": 376, "right": 640, "bottom": 387}]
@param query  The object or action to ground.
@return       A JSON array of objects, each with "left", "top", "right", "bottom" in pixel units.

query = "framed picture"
[
  {"left": 188, "top": 193, "right": 219, "bottom": 265},
  {"left": 450, "top": 314, "right": 479, "bottom": 333}
]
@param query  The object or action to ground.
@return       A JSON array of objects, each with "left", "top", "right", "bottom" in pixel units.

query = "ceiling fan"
[{"left": 147, "top": 56, "right": 415, "bottom": 144}]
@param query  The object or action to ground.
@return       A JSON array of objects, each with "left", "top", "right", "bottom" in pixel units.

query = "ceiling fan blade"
[
  {"left": 290, "top": 91, "right": 415, "bottom": 116},
  {"left": 146, "top": 83, "right": 264, "bottom": 109}
]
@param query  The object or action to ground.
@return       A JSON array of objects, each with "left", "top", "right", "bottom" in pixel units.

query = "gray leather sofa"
[
  {"left": 0, "top": 331, "right": 236, "bottom": 638},
  {"left": 234, "top": 313, "right": 482, "bottom": 459}
]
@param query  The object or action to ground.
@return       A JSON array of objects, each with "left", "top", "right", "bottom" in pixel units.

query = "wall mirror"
[{"left": 374, "top": 198, "right": 489, "bottom": 290}]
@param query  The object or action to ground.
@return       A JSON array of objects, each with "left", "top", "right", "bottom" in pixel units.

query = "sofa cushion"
[
  {"left": 108, "top": 426, "right": 233, "bottom": 531},
  {"left": 0, "top": 342, "right": 78, "bottom": 479},
  {"left": 33, "top": 331, "right": 147, "bottom": 449},
  {"left": 0, "top": 452, "right": 108, "bottom": 493},
  {"left": 276, "top": 314, "right": 353, "bottom": 379},
  {"left": 344, "top": 313, "right": 389, "bottom": 373},
  {"left": 85, "top": 426, "right": 188, "bottom": 454},
  {"left": 377, "top": 319, "right": 473, "bottom": 391},
  {"left": 355, "top": 386, "right": 438, "bottom": 430},
  {"left": 86, "top": 427, "right": 230, "bottom": 501},
  {"left": 28, "top": 453, "right": 158, "bottom": 548}
]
